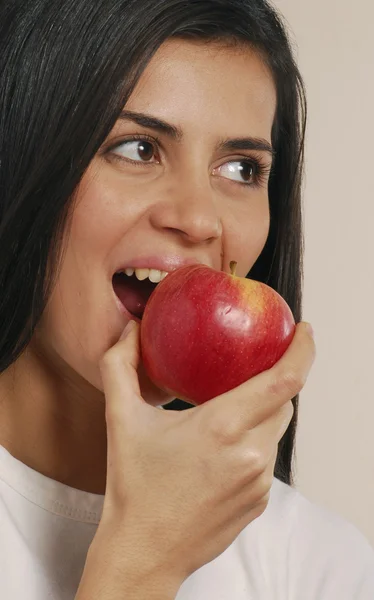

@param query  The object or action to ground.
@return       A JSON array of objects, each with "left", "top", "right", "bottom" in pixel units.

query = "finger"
[
  {"left": 255, "top": 399, "right": 295, "bottom": 446},
  {"left": 235, "top": 401, "right": 294, "bottom": 481},
  {"left": 230, "top": 444, "right": 279, "bottom": 528},
  {"left": 99, "top": 321, "right": 146, "bottom": 431},
  {"left": 274, "top": 399, "right": 295, "bottom": 443},
  {"left": 207, "top": 321, "right": 315, "bottom": 432}
]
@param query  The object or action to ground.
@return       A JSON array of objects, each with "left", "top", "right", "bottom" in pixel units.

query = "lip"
[
  {"left": 113, "top": 254, "right": 210, "bottom": 275},
  {"left": 112, "top": 254, "right": 212, "bottom": 323}
]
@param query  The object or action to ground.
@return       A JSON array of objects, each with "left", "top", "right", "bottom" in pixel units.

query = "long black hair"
[{"left": 0, "top": 0, "right": 306, "bottom": 485}]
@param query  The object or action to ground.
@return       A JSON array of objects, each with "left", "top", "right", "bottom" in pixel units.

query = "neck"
[{"left": 0, "top": 341, "right": 108, "bottom": 495}]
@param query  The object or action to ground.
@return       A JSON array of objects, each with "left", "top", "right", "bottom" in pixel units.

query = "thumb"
[
  {"left": 100, "top": 320, "right": 145, "bottom": 433},
  {"left": 119, "top": 319, "right": 137, "bottom": 342}
]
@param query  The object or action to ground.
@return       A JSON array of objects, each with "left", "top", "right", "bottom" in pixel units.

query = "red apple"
[{"left": 140, "top": 262, "right": 296, "bottom": 405}]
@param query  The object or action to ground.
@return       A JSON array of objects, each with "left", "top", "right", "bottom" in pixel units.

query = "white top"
[{"left": 0, "top": 443, "right": 373, "bottom": 599}]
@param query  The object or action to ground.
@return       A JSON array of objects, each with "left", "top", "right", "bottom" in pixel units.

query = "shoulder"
[
  {"left": 269, "top": 478, "right": 374, "bottom": 556},
  {"left": 237, "top": 478, "right": 374, "bottom": 598}
]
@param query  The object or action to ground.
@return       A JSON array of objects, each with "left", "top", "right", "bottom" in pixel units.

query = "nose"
[{"left": 149, "top": 177, "right": 223, "bottom": 245}]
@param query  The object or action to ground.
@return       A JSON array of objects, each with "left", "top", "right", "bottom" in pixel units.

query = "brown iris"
[{"left": 137, "top": 141, "right": 155, "bottom": 161}]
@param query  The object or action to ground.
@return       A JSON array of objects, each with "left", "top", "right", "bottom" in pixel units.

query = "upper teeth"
[{"left": 121, "top": 268, "right": 169, "bottom": 283}]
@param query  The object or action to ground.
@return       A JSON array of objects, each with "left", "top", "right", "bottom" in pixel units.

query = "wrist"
[{"left": 78, "top": 531, "right": 183, "bottom": 600}]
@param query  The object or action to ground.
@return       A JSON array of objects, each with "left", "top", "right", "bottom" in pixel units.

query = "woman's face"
[{"left": 35, "top": 39, "right": 277, "bottom": 406}]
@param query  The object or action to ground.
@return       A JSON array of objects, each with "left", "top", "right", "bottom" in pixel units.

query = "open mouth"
[{"left": 112, "top": 270, "right": 165, "bottom": 320}]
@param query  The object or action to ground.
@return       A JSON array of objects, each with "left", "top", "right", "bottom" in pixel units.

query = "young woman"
[{"left": 0, "top": 0, "right": 373, "bottom": 598}]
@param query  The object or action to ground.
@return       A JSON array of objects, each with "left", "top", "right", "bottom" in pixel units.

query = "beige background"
[{"left": 273, "top": 0, "right": 374, "bottom": 545}]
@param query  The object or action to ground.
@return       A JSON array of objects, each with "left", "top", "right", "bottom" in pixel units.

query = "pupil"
[
  {"left": 240, "top": 162, "right": 254, "bottom": 182},
  {"left": 138, "top": 141, "right": 154, "bottom": 161}
]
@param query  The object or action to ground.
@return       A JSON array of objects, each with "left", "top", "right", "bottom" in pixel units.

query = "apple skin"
[{"left": 140, "top": 264, "right": 296, "bottom": 406}]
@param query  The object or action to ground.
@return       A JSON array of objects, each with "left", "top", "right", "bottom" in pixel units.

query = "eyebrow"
[
  {"left": 119, "top": 110, "right": 274, "bottom": 158},
  {"left": 119, "top": 110, "right": 182, "bottom": 140}
]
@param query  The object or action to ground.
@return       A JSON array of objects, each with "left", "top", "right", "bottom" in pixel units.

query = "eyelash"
[
  {"left": 106, "top": 134, "right": 162, "bottom": 167},
  {"left": 106, "top": 135, "right": 271, "bottom": 189}
]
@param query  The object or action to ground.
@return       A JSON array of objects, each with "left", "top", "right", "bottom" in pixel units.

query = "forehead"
[{"left": 126, "top": 38, "right": 277, "bottom": 141}]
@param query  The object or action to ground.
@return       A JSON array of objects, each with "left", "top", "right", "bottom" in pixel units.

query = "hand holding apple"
[{"left": 140, "top": 262, "right": 296, "bottom": 405}]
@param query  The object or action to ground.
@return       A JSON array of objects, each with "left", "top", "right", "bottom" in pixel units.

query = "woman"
[{"left": 0, "top": 0, "right": 373, "bottom": 598}]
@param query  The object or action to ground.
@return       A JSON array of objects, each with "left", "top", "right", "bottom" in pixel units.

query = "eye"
[
  {"left": 217, "top": 160, "right": 258, "bottom": 184},
  {"left": 112, "top": 139, "right": 158, "bottom": 163}
]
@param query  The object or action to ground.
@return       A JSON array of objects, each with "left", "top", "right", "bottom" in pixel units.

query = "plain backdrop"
[{"left": 273, "top": 0, "right": 374, "bottom": 545}]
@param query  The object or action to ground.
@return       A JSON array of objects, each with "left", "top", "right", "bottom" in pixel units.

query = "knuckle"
[
  {"left": 279, "top": 400, "right": 295, "bottom": 425},
  {"left": 258, "top": 473, "right": 275, "bottom": 498},
  {"left": 208, "top": 416, "right": 241, "bottom": 447},
  {"left": 286, "top": 400, "right": 295, "bottom": 420},
  {"left": 251, "top": 504, "right": 265, "bottom": 521},
  {"left": 101, "top": 348, "right": 126, "bottom": 375},
  {"left": 268, "top": 367, "right": 305, "bottom": 399},
  {"left": 243, "top": 448, "right": 268, "bottom": 478},
  {"left": 275, "top": 402, "right": 295, "bottom": 442},
  {"left": 100, "top": 348, "right": 117, "bottom": 370},
  {"left": 252, "top": 493, "right": 270, "bottom": 518}
]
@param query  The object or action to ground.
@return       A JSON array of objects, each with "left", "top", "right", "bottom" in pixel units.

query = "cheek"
[
  {"left": 224, "top": 195, "right": 270, "bottom": 277},
  {"left": 32, "top": 179, "right": 129, "bottom": 390},
  {"left": 35, "top": 273, "right": 120, "bottom": 392},
  {"left": 72, "top": 178, "right": 123, "bottom": 258},
  {"left": 37, "top": 281, "right": 174, "bottom": 405}
]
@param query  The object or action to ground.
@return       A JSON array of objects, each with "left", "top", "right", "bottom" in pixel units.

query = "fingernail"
[
  {"left": 305, "top": 323, "right": 314, "bottom": 339},
  {"left": 120, "top": 320, "right": 135, "bottom": 341}
]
